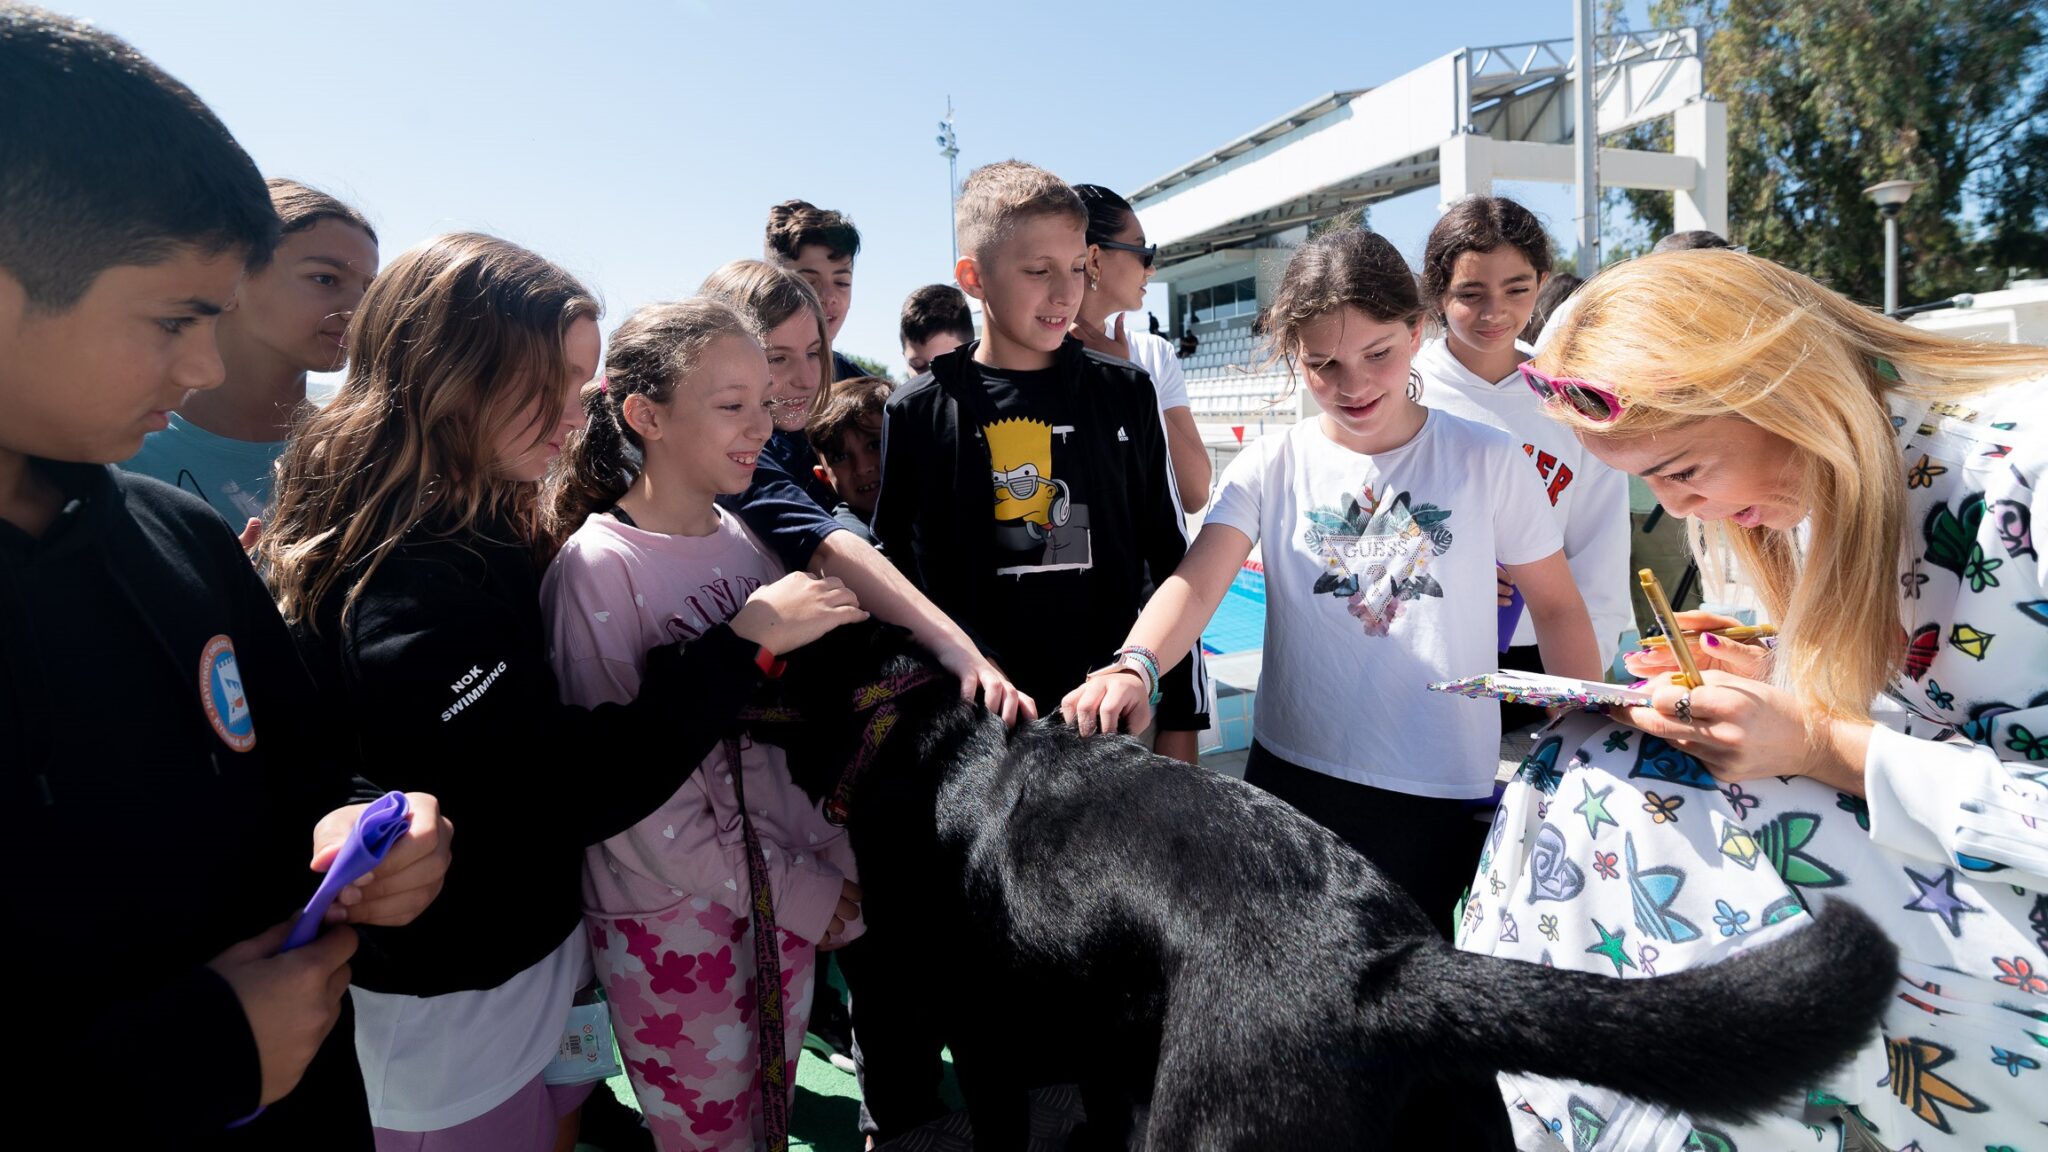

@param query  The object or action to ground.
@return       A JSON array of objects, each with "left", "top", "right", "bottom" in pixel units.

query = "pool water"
[{"left": 1201, "top": 566, "right": 1267, "bottom": 655}]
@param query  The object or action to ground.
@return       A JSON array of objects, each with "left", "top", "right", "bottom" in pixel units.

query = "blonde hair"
[
  {"left": 954, "top": 160, "right": 1085, "bottom": 262},
  {"left": 697, "top": 259, "right": 833, "bottom": 417},
  {"left": 1536, "top": 250, "right": 2048, "bottom": 722},
  {"left": 262, "top": 232, "right": 599, "bottom": 629},
  {"left": 543, "top": 298, "right": 756, "bottom": 550}
]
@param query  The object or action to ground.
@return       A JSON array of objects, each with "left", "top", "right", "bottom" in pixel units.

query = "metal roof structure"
[{"left": 1135, "top": 27, "right": 1716, "bottom": 268}]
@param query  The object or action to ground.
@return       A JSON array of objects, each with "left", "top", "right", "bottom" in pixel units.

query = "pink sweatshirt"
[{"left": 540, "top": 509, "right": 860, "bottom": 947}]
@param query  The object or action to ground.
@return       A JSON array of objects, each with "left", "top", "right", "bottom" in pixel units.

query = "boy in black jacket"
[
  {"left": 859, "top": 161, "right": 1204, "bottom": 1140},
  {"left": 0, "top": 9, "right": 450, "bottom": 1144},
  {"left": 874, "top": 161, "right": 1202, "bottom": 729}
]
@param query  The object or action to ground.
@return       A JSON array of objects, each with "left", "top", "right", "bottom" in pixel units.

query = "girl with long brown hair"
[
  {"left": 261, "top": 233, "right": 858, "bottom": 1151},
  {"left": 1462, "top": 250, "right": 2048, "bottom": 1149}
]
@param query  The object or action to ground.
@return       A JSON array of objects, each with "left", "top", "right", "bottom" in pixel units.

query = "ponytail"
[{"left": 542, "top": 298, "right": 756, "bottom": 552}]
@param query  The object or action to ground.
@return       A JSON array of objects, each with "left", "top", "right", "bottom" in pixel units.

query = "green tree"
[
  {"left": 1613, "top": 0, "right": 2047, "bottom": 304},
  {"left": 841, "top": 353, "right": 897, "bottom": 383}
]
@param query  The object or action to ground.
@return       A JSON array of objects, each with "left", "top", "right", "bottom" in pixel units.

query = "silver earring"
[
  {"left": 1089, "top": 277, "right": 1100, "bottom": 291},
  {"left": 1406, "top": 367, "right": 1424, "bottom": 402}
]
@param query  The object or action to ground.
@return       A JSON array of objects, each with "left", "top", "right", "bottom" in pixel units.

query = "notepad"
[{"left": 1428, "top": 672, "right": 1652, "bottom": 710}]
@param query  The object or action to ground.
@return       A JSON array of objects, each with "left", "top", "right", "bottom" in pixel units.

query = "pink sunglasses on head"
[{"left": 1518, "top": 362, "right": 1625, "bottom": 424}]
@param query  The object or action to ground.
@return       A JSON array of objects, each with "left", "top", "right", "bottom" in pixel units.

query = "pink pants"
[{"left": 590, "top": 901, "right": 817, "bottom": 1152}]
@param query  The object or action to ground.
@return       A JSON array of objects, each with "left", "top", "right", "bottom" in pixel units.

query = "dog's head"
[{"left": 745, "top": 620, "right": 947, "bottom": 805}]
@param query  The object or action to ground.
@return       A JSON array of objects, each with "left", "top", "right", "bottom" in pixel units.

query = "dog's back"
[{"left": 762, "top": 632, "right": 1899, "bottom": 1151}]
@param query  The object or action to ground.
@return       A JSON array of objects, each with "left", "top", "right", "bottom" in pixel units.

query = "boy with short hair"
[
  {"left": 765, "top": 198, "right": 867, "bottom": 380},
  {"left": 859, "top": 161, "right": 1206, "bottom": 1138},
  {"left": 898, "top": 282, "right": 975, "bottom": 377},
  {"left": 805, "top": 375, "right": 893, "bottom": 542},
  {"left": 0, "top": 8, "right": 448, "bottom": 1142}
]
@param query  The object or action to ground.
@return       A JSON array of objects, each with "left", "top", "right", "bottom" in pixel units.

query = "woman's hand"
[
  {"left": 312, "top": 792, "right": 453, "bottom": 927},
  {"left": 1496, "top": 565, "right": 1515, "bottom": 607},
  {"left": 731, "top": 572, "right": 868, "bottom": 653},
  {"left": 929, "top": 633, "right": 1037, "bottom": 727},
  {"left": 1621, "top": 611, "right": 1773, "bottom": 682},
  {"left": 1617, "top": 671, "right": 1869, "bottom": 795},
  {"left": 1060, "top": 668, "right": 1153, "bottom": 737},
  {"left": 818, "top": 879, "right": 863, "bottom": 952},
  {"left": 1068, "top": 312, "right": 1131, "bottom": 361}
]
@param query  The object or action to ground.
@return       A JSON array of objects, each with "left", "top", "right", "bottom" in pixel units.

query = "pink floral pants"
[{"left": 589, "top": 900, "right": 816, "bottom": 1152}]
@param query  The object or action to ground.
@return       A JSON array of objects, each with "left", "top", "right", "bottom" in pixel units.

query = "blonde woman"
[{"left": 1462, "top": 250, "right": 2046, "bottom": 1151}]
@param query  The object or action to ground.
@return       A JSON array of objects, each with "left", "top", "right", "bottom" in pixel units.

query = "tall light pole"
[
  {"left": 936, "top": 98, "right": 960, "bottom": 269},
  {"left": 1864, "top": 179, "right": 1919, "bottom": 315},
  {"left": 1572, "top": 0, "right": 1600, "bottom": 275}
]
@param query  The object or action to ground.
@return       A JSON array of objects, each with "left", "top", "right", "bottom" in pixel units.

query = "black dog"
[{"left": 754, "top": 625, "right": 1897, "bottom": 1151}]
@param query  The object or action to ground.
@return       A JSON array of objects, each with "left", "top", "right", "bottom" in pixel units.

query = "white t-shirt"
[
  {"left": 1415, "top": 338, "right": 1632, "bottom": 665},
  {"left": 1205, "top": 411, "right": 1562, "bottom": 796},
  {"left": 1115, "top": 326, "right": 1190, "bottom": 414},
  {"left": 352, "top": 926, "right": 592, "bottom": 1130}
]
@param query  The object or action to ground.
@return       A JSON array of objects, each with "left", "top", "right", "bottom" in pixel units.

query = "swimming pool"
[{"left": 1201, "top": 565, "right": 1267, "bottom": 655}]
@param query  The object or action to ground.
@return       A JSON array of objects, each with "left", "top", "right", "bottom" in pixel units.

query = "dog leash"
[
  {"left": 735, "top": 666, "right": 940, "bottom": 826},
  {"left": 723, "top": 735, "right": 792, "bottom": 1152},
  {"left": 824, "top": 668, "right": 938, "bottom": 825},
  {"left": 721, "top": 664, "right": 935, "bottom": 1147}
]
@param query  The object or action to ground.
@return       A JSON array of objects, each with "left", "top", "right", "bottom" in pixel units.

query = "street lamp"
[
  {"left": 936, "top": 98, "right": 960, "bottom": 268},
  {"left": 1863, "top": 179, "right": 1920, "bottom": 315}
]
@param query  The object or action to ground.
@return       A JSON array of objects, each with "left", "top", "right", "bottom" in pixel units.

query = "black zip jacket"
[
  {"left": 871, "top": 338, "right": 1201, "bottom": 723},
  {"left": 1, "top": 463, "right": 363, "bottom": 1145},
  {"left": 294, "top": 517, "right": 763, "bottom": 997}
]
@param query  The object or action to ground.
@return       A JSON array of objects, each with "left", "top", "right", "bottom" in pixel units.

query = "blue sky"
[{"left": 73, "top": 0, "right": 1649, "bottom": 373}]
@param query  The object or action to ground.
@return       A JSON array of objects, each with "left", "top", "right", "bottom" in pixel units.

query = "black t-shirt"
[
  {"left": 718, "top": 427, "right": 843, "bottom": 572},
  {"left": 970, "top": 363, "right": 1100, "bottom": 704}
]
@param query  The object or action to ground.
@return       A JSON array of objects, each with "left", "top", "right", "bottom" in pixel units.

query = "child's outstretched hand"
[
  {"left": 732, "top": 572, "right": 869, "bottom": 653},
  {"left": 1621, "top": 610, "right": 1772, "bottom": 682},
  {"left": 1060, "top": 668, "right": 1153, "bottom": 737}
]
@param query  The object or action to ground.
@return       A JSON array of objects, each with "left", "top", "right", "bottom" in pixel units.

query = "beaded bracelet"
[{"left": 1113, "top": 645, "right": 1164, "bottom": 707}]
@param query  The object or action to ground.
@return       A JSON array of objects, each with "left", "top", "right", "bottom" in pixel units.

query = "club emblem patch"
[{"left": 198, "top": 634, "right": 256, "bottom": 752}]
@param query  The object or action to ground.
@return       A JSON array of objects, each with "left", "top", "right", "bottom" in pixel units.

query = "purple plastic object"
[
  {"left": 284, "top": 790, "right": 411, "bottom": 951},
  {"left": 1498, "top": 584, "right": 1525, "bottom": 652},
  {"left": 230, "top": 791, "right": 410, "bottom": 1128}
]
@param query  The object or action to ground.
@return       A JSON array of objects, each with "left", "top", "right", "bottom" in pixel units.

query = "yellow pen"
[
  {"left": 1638, "top": 624, "right": 1777, "bottom": 649},
  {"left": 1639, "top": 567, "right": 1703, "bottom": 690}
]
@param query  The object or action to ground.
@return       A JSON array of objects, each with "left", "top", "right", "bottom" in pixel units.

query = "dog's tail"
[{"left": 1385, "top": 901, "right": 1896, "bottom": 1120}]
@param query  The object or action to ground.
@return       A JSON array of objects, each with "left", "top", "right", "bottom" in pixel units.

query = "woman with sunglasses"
[
  {"left": 1068, "top": 183, "right": 1214, "bottom": 766},
  {"left": 1465, "top": 249, "right": 2048, "bottom": 1151},
  {"left": 1069, "top": 184, "right": 1211, "bottom": 515}
]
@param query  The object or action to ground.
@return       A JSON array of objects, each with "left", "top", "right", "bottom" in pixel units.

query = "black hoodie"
[
  {"left": 872, "top": 338, "right": 1204, "bottom": 724},
  {"left": 1, "top": 463, "right": 364, "bottom": 1145},
  {"left": 293, "top": 515, "right": 764, "bottom": 997}
]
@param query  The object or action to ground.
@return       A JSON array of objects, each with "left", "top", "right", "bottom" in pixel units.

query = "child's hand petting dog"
[
  {"left": 1060, "top": 667, "right": 1153, "bottom": 737},
  {"left": 818, "top": 878, "right": 863, "bottom": 952},
  {"left": 732, "top": 572, "right": 868, "bottom": 654}
]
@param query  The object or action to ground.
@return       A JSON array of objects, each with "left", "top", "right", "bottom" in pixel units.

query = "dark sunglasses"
[
  {"left": 1092, "top": 238, "right": 1157, "bottom": 270},
  {"left": 1518, "top": 362, "right": 1625, "bottom": 423}
]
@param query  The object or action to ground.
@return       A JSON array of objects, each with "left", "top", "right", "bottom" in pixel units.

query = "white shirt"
[
  {"left": 1206, "top": 411, "right": 1562, "bottom": 796},
  {"left": 1109, "top": 321, "right": 1211, "bottom": 714},
  {"left": 1415, "top": 337, "right": 1633, "bottom": 666},
  {"left": 352, "top": 927, "right": 592, "bottom": 1131},
  {"left": 1115, "top": 327, "right": 1190, "bottom": 414}
]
